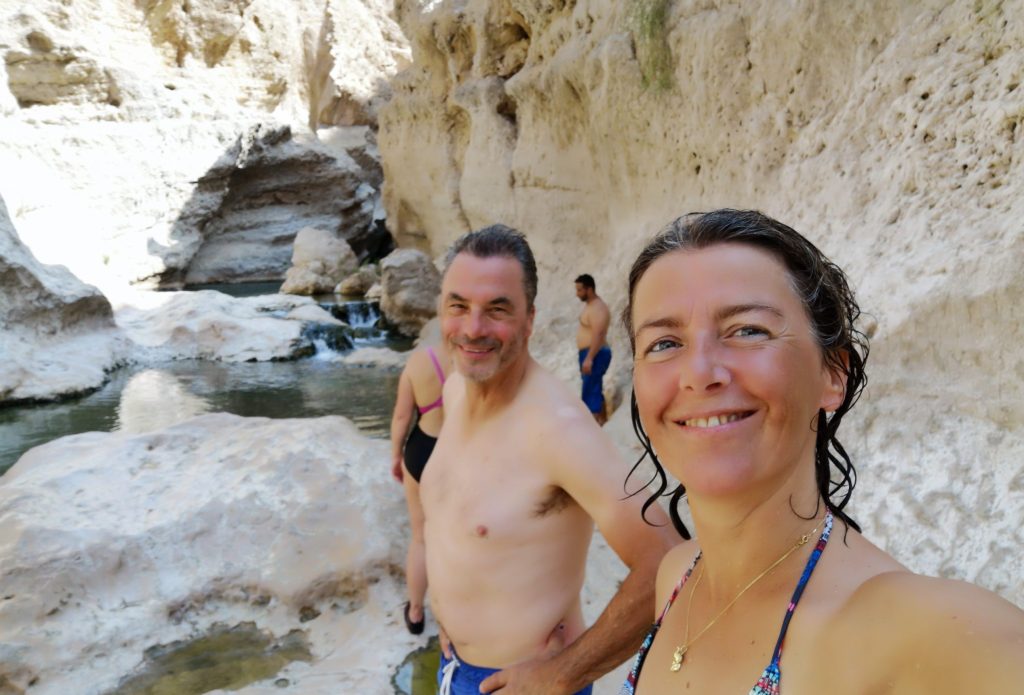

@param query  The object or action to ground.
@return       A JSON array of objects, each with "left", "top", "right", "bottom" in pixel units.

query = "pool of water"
[
  {"left": 0, "top": 358, "right": 403, "bottom": 476},
  {"left": 392, "top": 637, "right": 441, "bottom": 695},
  {"left": 107, "top": 622, "right": 312, "bottom": 695},
  {"left": 0, "top": 287, "right": 411, "bottom": 477}
]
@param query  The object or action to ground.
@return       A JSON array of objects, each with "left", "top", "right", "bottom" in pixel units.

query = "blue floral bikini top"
[{"left": 620, "top": 511, "right": 834, "bottom": 695}]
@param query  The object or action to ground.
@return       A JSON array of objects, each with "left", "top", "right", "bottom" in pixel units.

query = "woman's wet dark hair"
[{"left": 623, "top": 209, "right": 868, "bottom": 539}]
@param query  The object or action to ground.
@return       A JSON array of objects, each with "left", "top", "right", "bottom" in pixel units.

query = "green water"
[
  {"left": 0, "top": 358, "right": 402, "bottom": 476},
  {"left": 1, "top": 281, "right": 413, "bottom": 476},
  {"left": 107, "top": 622, "right": 312, "bottom": 695},
  {"left": 392, "top": 637, "right": 441, "bottom": 695}
]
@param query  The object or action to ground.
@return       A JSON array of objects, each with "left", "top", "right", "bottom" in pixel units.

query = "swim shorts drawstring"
[{"left": 439, "top": 653, "right": 460, "bottom": 695}]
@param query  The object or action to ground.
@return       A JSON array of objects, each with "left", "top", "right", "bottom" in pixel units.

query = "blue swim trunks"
[
  {"left": 438, "top": 649, "right": 593, "bottom": 695},
  {"left": 579, "top": 346, "right": 611, "bottom": 413}
]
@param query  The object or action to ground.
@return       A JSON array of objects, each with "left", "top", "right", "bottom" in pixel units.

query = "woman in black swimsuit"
[
  {"left": 390, "top": 343, "right": 449, "bottom": 635},
  {"left": 619, "top": 210, "right": 1024, "bottom": 694}
]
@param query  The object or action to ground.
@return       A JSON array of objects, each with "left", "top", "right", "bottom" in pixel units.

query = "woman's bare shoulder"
[
  {"left": 654, "top": 539, "right": 699, "bottom": 610},
  {"left": 829, "top": 568, "right": 1024, "bottom": 691}
]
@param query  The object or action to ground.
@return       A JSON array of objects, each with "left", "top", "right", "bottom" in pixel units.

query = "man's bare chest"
[{"left": 422, "top": 429, "right": 573, "bottom": 541}]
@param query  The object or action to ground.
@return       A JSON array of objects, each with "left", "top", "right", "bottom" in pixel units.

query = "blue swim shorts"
[
  {"left": 579, "top": 346, "right": 611, "bottom": 413},
  {"left": 438, "top": 649, "right": 593, "bottom": 695}
]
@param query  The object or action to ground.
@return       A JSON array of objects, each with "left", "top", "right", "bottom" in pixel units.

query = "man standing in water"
[
  {"left": 421, "top": 225, "right": 675, "bottom": 694},
  {"left": 574, "top": 274, "right": 612, "bottom": 425}
]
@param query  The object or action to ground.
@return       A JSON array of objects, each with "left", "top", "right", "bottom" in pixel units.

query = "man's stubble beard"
[{"left": 451, "top": 330, "right": 528, "bottom": 384}]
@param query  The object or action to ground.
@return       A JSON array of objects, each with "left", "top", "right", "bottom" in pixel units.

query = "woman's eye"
[
  {"left": 733, "top": 325, "right": 769, "bottom": 338},
  {"left": 646, "top": 338, "right": 680, "bottom": 355}
]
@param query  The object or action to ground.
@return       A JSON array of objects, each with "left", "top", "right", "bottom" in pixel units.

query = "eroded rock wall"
[
  {"left": 0, "top": 0, "right": 409, "bottom": 290},
  {"left": 380, "top": 0, "right": 1024, "bottom": 604}
]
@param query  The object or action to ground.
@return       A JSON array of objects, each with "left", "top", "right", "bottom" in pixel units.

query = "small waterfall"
[{"left": 322, "top": 300, "right": 388, "bottom": 348}]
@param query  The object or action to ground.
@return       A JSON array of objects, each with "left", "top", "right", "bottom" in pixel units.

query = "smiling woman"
[{"left": 618, "top": 210, "right": 1024, "bottom": 695}]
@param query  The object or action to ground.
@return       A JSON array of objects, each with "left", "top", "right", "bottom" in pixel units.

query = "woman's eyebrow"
[
  {"left": 634, "top": 316, "right": 681, "bottom": 334},
  {"left": 715, "top": 303, "right": 784, "bottom": 321}
]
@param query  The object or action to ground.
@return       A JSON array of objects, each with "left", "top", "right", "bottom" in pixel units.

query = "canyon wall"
[
  {"left": 380, "top": 0, "right": 1024, "bottom": 603},
  {"left": 0, "top": 0, "right": 409, "bottom": 290}
]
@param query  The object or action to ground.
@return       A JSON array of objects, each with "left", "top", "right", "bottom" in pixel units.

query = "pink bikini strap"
[{"left": 426, "top": 347, "right": 446, "bottom": 386}]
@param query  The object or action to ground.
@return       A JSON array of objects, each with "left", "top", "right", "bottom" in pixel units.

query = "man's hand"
[
  {"left": 581, "top": 356, "right": 593, "bottom": 376},
  {"left": 479, "top": 623, "right": 569, "bottom": 693},
  {"left": 478, "top": 658, "right": 568, "bottom": 694},
  {"left": 391, "top": 455, "right": 404, "bottom": 483}
]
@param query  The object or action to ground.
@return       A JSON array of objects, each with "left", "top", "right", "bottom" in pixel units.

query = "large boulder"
[
  {"left": 113, "top": 289, "right": 334, "bottom": 362},
  {"left": 335, "top": 264, "right": 380, "bottom": 296},
  {"left": 378, "top": 248, "right": 440, "bottom": 337},
  {"left": 279, "top": 227, "right": 359, "bottom": 296},
  {"left": 0, "top": 413, "right": 415, "bottom": 694},
  {"left": 0, "top": 194, "right": 125, "bottom": 404}
]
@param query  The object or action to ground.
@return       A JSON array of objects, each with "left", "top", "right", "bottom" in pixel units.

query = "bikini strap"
[
  {"left": 767, "top": 511, "right": 834, "bottom": 664},
  {"left": 656, "top": 550, "right": 702, "bottom": 626},
  {"left": 426, "top": 346, "right": 446, "bottom": 386}
]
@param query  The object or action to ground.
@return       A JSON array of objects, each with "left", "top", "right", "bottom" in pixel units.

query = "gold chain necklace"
[{"left": 669, "top": 522, "right": 820, "bottom": 672}]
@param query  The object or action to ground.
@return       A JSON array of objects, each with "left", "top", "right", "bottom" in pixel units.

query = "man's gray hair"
[{"left": 443, "top": 224, "right": 538, "bottom": 309}]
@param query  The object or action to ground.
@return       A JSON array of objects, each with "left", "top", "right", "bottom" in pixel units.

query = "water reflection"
[
  {"left": 0, "top": 360, "right": 402, "bottom": 476},
  {"left": 117, "top": 370, "right": 211, "bottom": 433}
]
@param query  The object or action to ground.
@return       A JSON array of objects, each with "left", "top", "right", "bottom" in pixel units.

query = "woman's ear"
[{"left": 820, "top": 350, "right": 849, "bottom": 413}]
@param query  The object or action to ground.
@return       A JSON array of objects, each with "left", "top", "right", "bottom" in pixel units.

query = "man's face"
[
  {"left": 440, "top": 253, "right": 535, "bottom": 383},
  {"left": 575, "top": 283, "right": 590, "bottom": 302}
]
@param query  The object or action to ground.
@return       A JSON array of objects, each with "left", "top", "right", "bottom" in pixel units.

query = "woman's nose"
[{"left": 677, "top": 337, "right": 730, "bottom": 393}]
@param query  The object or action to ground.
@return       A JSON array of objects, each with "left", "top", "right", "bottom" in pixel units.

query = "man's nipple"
[{"left": 475, "top": 524, "right": 488, "bottom": 538}]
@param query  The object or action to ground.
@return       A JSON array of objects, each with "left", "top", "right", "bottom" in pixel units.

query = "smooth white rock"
[
  {"left": 112, "top": 290, "right": 321, "bottom": 362},
  {"left": 0, "top": 413, "right": 415, "bottom": 694}
]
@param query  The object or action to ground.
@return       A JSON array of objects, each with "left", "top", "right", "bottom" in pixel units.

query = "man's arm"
[
  {"left": 581, "top": 301, "right": 610, "bottom": 375},
  {"left": 480, "top": 412, "right": 677, "bottom": 694}
]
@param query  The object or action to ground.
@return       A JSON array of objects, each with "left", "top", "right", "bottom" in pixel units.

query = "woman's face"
[{"left": 630, "top": 243, "right": 846, "bottom": 499}]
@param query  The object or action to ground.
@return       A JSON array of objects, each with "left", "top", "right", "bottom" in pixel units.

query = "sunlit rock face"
[
  {"left": 0, "top": 0, "right": 409, "bottom": 291},
  {"left": 0, "top": 413, "right": 418, "bottom": 694},
  {"left": 380, "top": 0, "right": 1024, "bottom": 605},
  {"left": 0, "top": 194, "right": 126, "bottom": 402}
]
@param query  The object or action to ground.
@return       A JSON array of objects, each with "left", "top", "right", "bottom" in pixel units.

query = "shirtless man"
[
  {"left": 575, "top": 274, "right": 612, "bottom": 425},
  {"left": 421, "top": 225, "right": 676, "bottom": 694}
]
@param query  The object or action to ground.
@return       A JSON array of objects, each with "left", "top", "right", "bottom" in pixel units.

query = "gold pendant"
[{"left": 670, "top": 645, "right": 686, "bottom": 672}]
